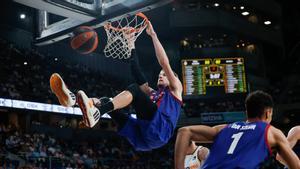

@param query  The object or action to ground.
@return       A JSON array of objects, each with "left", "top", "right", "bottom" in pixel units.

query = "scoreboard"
[{"left": 182, "top": 58, "right": 247, "bottom": 96}]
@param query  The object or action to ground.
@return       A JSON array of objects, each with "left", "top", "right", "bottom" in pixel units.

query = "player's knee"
[{"left": 126, "top": 83, "right": 140, "bottom": 98}]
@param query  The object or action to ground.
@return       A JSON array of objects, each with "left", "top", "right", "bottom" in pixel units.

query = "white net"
[{"left": 104, "top": 13, "right": 148, "bottom": 59}]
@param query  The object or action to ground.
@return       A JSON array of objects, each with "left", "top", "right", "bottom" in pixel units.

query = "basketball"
[{"left": 70, "top": 26, "right": 98, "bottom": 54}]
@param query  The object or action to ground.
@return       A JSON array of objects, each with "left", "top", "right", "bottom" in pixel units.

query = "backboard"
[{"left": 13, "top": 0, "right": 173, "bottom": 45}]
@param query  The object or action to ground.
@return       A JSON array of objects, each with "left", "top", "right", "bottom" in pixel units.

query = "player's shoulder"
[
  {"left": 289, "top": 125, "right": 300, "bottom": 135},
  {"left": 268, "top": 125, "right": 283, "bottom": 133},
  {"left": 267, "top": 125, "right": 282, "bottom": 135},
  {"left": 267, "top": 125, "right": 286, "bottom": 144},
  {"left": 169, "top": 85, "right": 183, "bottom": 102},
  {"left": 170, "top": 77, "right": 183, "bottom": 92}
]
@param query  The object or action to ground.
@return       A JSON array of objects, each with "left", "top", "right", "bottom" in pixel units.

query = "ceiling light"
[
  {"left": 181, "top": 40, "right": 189, "bottom": 47},
  {"left": 242, "top": 11, "right": 249, "bottom": 16},
  {"left": 20, "top": 14, "right": 26, "bottom": 19},
  {"left": 264, "top": 21, "right": 271, "bottom": 25},
  {"left": 214, "top": 3, "right": 219, "bottom": 7},
  {"left": 240, "top": 6, "right": 244, "bottom": 10},
  {"left": 233, "top": 6, "right": 237, "bottom": 10},
  {"left": 24, "top": 62, "right": 27, "bottom": 65}
]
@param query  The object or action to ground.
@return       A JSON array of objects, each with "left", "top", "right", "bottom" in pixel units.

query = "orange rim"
[{"left": 104, "top": 12, "right": 149, "bottom": 33}]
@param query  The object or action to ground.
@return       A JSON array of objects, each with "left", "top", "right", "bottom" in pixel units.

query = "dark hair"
[{"left": 245, "top": 90, "right": 274, "bottom": 118}]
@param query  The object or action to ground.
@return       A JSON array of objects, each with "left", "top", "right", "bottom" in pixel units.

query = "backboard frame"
[{"left": 13, "top": 0, "right": 173, "bottom": 46}]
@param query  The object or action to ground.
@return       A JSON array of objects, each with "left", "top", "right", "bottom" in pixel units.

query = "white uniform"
[{"left": 184, "top": 146, "right": 204, "bottom": 169}]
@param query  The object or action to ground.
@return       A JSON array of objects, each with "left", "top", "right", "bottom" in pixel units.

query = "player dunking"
[
  {"left": 175, "top": 91, "right": 300, "bottom": 169},
  {"left": 50, "top": 22, "right": 183, "bottom": 151}
]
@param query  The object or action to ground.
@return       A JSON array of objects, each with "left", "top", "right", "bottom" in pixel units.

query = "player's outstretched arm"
[
  {"left": 130, "top": 49, "right": 153, "bottom": 95},
  {"left": 277, "top": 126, "right": 300, "bottom": 166},
  {"left": 287, "top": 126, "right": 300, "bottom": 148},
  {"left": 270, "top": 126, "right": 300, "bottom": 169},
  {"left": 146, "top": 22, "right": 182, "bottom": 93},
  {"left": 124, "top": 27, "right": 154, "bottom": 95},
  {"left": 174, "top": 125, "right": 225, "bottom": 169}
]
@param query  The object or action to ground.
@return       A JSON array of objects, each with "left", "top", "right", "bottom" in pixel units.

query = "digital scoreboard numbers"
[
  {"left": 223, "top": 58, "right": 247, "bottom": 94},
  {"left": 182, "top": 58, "right": 247, "bottom": 96},
  {"left": 182, "top": 59, "right": 207, "bottom": 95}
]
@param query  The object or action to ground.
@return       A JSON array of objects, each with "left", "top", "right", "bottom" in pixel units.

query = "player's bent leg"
[
  {"left": 77, "top": 90, "right": 100, "bottom": 128},
  {"left": 111, "top": 90, "right": 133, "bottom": 110},
  {"left": 50, "top": 73, "right": 76, "bottom": 107},
  {"left": 126, "top": 83, "right": 157, "bottom": 120}
]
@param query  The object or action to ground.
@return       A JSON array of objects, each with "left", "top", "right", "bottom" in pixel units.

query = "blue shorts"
[{"left": 118, "top": 109, "right": 173, "bottom": 151}]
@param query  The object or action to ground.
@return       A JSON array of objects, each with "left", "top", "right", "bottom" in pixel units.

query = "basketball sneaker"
[
  {"left": 50, "top": 73, "right": 76, "bottom": 107},
  {"left": 77, "top": 90, "right": 100, "bottom": 128}
]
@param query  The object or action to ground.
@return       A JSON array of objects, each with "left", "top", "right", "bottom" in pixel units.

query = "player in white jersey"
[
  {"left": 285, "top": 126, "right": 300, "bottom": 150},
  {"left": 184, "top": 141, "right": 209, "bottom": 169},
  {"left": 277, "top": 125, "right": 300, "bottom": 166}
]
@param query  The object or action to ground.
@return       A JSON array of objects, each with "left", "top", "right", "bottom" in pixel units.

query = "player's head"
[
  {"left": 157, "top": 70, "right": 178, "bottom": 87},
  {"left": 186, "top": 141, "right": 197, "bottom": 153},
  {"left": 245, "top": 90, "right": 274, "bottom": 123},
  {"left": 198, "top": 146, "right": 210, "bottom": 163},
  {"left": 157, "top": 70, "right": 169, "bottom": 87}
]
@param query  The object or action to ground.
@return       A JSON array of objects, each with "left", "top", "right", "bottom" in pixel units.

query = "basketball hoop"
[{"left": 104, "top": 13, "right": 149, "bottom": 59}]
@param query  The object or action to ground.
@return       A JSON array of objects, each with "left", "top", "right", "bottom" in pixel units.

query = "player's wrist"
[
  {"left": 128, "top": 42, "right": 135, "bottom": 50},
  {"left": 131, "top": 44, "right": 136, "bottom": 49},
  {"left": 150, "top": 32, "right": 157, "bottom": 38}
]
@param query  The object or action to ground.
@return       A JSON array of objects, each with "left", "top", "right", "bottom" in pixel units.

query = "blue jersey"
[
  {"left": 202, "top": 121, "right": 272, "bottom": 169},
  {"left": 118, "top": 87, "right": 182, "bottom": 151}
]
